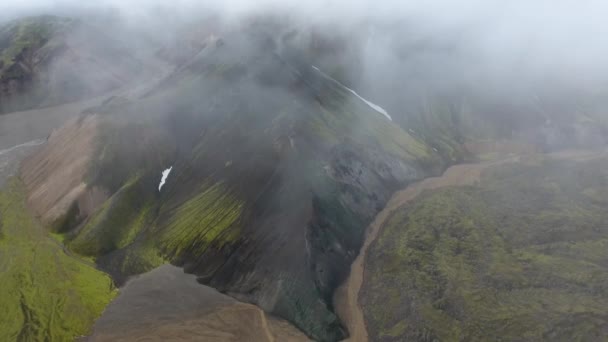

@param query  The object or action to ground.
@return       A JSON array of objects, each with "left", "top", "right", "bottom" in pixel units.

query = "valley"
[{"left": 2, "top": 5, "right": 608, "bottom": 342}]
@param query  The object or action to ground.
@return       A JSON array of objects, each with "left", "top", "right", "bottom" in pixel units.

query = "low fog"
[{"left": 3, "top": 0, "right": 608, "bottom": 137}]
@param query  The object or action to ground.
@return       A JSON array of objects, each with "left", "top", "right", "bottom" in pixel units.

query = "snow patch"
[
  {"left": 346, "top": 89, "right": 392, "bottom": 121},
  {"left": 158, "top": 166, "right": 173, "bottom": 191},
  {"left": 312, "top": 66, "right": 392, "bottom": 121}
]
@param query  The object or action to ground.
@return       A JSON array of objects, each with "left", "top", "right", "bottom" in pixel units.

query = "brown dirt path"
[{"left": 334, "top": 157, "right": 520, "bottom": 342}]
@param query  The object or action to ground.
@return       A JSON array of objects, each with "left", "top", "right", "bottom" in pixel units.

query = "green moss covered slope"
[
  {"left": 0, "top": 179, "right": 116, "bottom": 341},
  {"left": 364, "top": 156, "right": 608, "bottom": 341}
]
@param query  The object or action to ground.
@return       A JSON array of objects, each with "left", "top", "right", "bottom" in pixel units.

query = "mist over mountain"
[
  {"left": 1, "top": 1, "right": 608, "bottom": 342},
  {"left": 2, "top": 0, "right": 604, "bottom": 149}
]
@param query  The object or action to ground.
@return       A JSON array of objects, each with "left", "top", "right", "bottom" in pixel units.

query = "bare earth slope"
[
  {"left": 86, "top": 264, "right": 310, "bottom": 342},
  {"left": 20, "top": 115, "right": 100, "bottom": 225}
]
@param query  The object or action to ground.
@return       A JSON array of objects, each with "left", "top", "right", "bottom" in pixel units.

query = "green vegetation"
[
  {"left": 114, "top": 244, "right": 166, "bottom": 276},
  {"left": 70, "top": 175, "right": 155, "bottom": 256},
  {"left": 0, "top": 16, "right": 71, "bottom": 74},
  {"left": 65, "top": 168, "right": 168, "bottom": 279},
  {"left": 308, "top": 93, "right": 437, "bottom": 164},
  {"left": 0, "top": 179, "right": 116, "bottom": 341},
  {"left": 88, "top": 119, "right": 175, "bottom": 193},
  {"left": 402, "top": 98, "right": 474, "bottom": 161},
  {"left": 365, "top": 157, "right": 608, "bottom": 341},
  {"left": 159, "top": 182, "right": 243, "bottom": 257},
  {"left": 0, "top": 16, "right": 77, "bottom": 114},
  {"left": 22, "top": 43, "right": 450, "bottom": 341}
]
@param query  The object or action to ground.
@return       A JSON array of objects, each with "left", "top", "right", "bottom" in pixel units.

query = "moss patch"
[
  {"left": 364, "top": 157, "right": 608, "bottom": 341},
  {"left": 0, "top": 179, "right": 116, "bottom": 341},
  {"left": 70, "top": 175, "right": 155, "bottom": 256},
  {"left": 159, "top": 182, "right": 243, "bottom": 257},
  {"left": 308, "top": 102, "right": 435, "bottom": 164},
  {"left": 87, "top": 119, "right": 175, "bottom": 193},
  {"left": 0, "top": 16, "right": 72, "bottom": 74}
]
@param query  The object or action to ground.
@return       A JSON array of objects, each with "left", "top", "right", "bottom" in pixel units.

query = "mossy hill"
[
  {"left": 0, "top": 179, "right": 116, "bottom": 341},
  {"left": 30, "top": 30, "right": 457, "bottom": 341},
  {"left": 363, "top": 156, "right": 608, "bottom": 341}
]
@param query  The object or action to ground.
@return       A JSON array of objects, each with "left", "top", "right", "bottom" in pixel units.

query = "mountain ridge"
[{"left": 17, "top": 29, "right": 452, "bottom": 340}]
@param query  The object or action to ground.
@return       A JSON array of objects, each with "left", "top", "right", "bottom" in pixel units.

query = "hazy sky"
[
  {"left": 3, "top": 0, "right": 604, "bottom": 76},
  {"left": 3, "top": 0, "right": 608, "bottom": 113}
]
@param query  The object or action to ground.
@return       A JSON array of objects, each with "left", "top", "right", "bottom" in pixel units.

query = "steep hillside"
[
  {"left": 20, "top": 115, "right": 101, "bottom": 226},
  {"left": 0, "top": 179, "right": 116, "bottom": 341},
  {"left": 20, "top": 29, "right": 452, "bottom": 341},
  {"left": 0, "top": 15, "right": 147, "bottom": 114},
  {"left": 363, "top": 154, "right": 608, "bottom": 341}
]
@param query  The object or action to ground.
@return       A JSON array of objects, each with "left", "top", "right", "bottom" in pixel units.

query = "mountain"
[
  {"left": 18, "top": 27, "right": 452, "bottom": 341},
  {"left": 0, "top": 15, "right": 149, "bottom": 114},
  {"left": 2, "top": 10, "right": 608, "bottom": 342}
]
